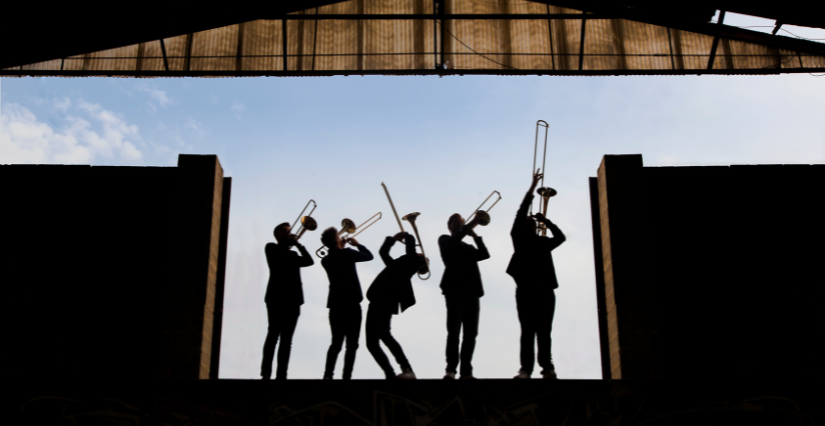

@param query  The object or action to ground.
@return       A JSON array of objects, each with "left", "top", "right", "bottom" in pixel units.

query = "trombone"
[
  {"left": 466, "top": 190, "right": 501, "bottom": 227},
  {"left": 316, "top": 213, "right": 382, "bottom": 258},
  {"left": 381, "top": 182, "right": 430, "bottom": 280},
  {"left": 291, "top": 199, "right": 318, "bottom": 240},
  {"left": 531, "top": 120, "right": 558, "bottom": 236}
]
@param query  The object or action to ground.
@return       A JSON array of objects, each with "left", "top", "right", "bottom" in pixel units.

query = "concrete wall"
[
  {"left": 3, "top": 154, "right": 231, "bottom": 380},
  {"left": 590, "top": 155, "right": 824, "bottom": 379}
]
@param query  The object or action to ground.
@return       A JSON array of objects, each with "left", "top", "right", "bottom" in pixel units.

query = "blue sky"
[{"left": 2, "top": 23, "right": 823, "bottom": 379}]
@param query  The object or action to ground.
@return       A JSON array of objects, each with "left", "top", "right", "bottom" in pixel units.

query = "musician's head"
[
  {"left": 523, "top": 217, "right": 538, "bottom": 231},
  {"left": 448, "top": 213, "right": 464, "bottom": 234},
  {"left": 321, "top": 227, "right": 342, "bottom": 250},
  {"left": 274, "top": 222, "right": 291, "bottom": 243}
]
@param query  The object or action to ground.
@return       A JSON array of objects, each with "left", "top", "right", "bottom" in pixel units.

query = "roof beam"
[
  {"left": 4, "top": 3, "right": 824, "bottom": 72},
  {"left": 5, "top": 68, "right": 821, "bottom": 78},
  {"left": 277, "top": 13, "right": 617, "bottom": 19},
  {"left": 159, "top": 39, "right": 170, "bottom": 72},
  {"left": 707, "top": 10, "right": 726, "bottom": 70},
  {"left": 578, "top": 15, "right": 587, "bottom": 70},
  {"left": 0, "top": 1, "right": 347, "bottom": 70},
  {"left": 525, "top": 0, "right": 824, "bottom": 29}
]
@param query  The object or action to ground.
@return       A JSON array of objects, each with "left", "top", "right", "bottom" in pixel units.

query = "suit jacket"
[
  {"left": 438, "top": 224, "right": 490, "bottom": 298},
  {"left": 366, "top": 234, "right": 425, "bottom": 314},
  {"left": 321, "top": 244, "right": 373, "bottom": 309},
  {"left": 506, "top": 191, "right": 565, "bottom": 291},
  {"left": 264, "top": 242, "right": 314, "bottom": 306}
]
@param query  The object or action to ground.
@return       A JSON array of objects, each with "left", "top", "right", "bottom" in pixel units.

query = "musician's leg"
[
  {"left": 275, "top": 305, "right": 300, "bottom": 380},
  {"left": 324, "top": 308, "right": 345, "bottom": 379},
  {"left": 459, "top": 297, "right": 480, "bottom": 377},
  {"left": 516, "top": 289, "right": 537, "bottom": 375},
  {"left": 537, "top": 290, "right": 557, "bottom": 376},
  {"left": 342, "top": 306, "right": 362, "bottom": 380},
  {"left": 383, "top": 314, "right": 412, "bottom": 373},
  {"left": 260, "top": 303, "right": 281, "bottom": 379},
  {"left": 445, "top": 296, "right": 463, "bottom": 376},
  {"left": 366, "top": 303, "right": 395, "bottom": 378}
]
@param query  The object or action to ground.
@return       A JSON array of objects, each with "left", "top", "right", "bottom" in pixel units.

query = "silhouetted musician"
[
  {"left": 438, "top": 213, "right": 490, "bottom": 379},
  {"left": 365, "top": 232, "right": 427, "bottom": 380},
  {"left": 507, "top": 171, "right": 566, "bottom": 379},
  {"left": 320, "top": 227, "right": 373, "bottom": 380},
  {"left": 261, "top": 222, "right": 314, "bottom": 380}
]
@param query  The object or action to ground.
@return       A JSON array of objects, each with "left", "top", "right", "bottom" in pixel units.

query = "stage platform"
[{"left": 15, "top": 378, "right": 822, "bottom": 426}]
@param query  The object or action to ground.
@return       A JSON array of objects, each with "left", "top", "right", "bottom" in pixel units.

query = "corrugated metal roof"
[{"left": 4, "top": 0, "right": 823, "bottom": 77}]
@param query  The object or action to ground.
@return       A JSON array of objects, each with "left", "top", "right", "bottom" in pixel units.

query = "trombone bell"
[
  {"left": 294, "top": 216, "right": 318, "bottom": 240},
  {"left": 466, "top": 190, "right": 501, "bottom": 226},
  {"left": 292, "top": 199, "right": 318, "bottom": 236},
  {"left": 537, "top": 187, "right": 557, "bottom": 199},
  {"left": 402, "top": 212, "right": 420, "bottom": 222},
  {"left": 475, "top": 210, "right": 491, "bottom": 226},
  {"left": 340, "top": 218, "right": 357, "bottom": 235},
  {"left": 301, "top": 216, "right": 318, "bottom": 231}
]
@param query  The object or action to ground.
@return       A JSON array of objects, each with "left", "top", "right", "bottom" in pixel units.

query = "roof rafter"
[{"left": 3, "top": 0, "right": 823, "bottom": 77}]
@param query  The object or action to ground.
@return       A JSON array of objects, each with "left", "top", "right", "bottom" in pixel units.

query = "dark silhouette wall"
[
  {"left": 590, "top": 155, "right": 824, "bottom": 379},
  {"left": 4, "top": 154, "right": 231, "bottom": 381}
]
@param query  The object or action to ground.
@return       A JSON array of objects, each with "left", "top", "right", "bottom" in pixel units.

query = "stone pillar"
[
  {"left": 595, "top": 154, "right": 661, "bottom": 379},
  {"left": 162, "top": 154, "right": 224, "bottom": 379}
]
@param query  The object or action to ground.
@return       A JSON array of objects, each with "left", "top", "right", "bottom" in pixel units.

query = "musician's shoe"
[
  {"left": 542, "top": 369, "right": 558, "bottom": 379},
  {"left": 513, "top": 370, "right": 531, "bottom": 379},
  {"left": 443, "top": 371, "right": 456, "bottom": 380},
  {"left": 322, "top": 375, "right": 333, "bottom": 380},
  {"left": 396, "top": 368, "right": 417, "bottom": 380},
  {"left": 459, "top": 374, "right": 477, "bottom": 380}
]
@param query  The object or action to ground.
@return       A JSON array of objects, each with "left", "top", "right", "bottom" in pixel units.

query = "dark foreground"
[{"left": 14, "top": 378, "right": 823, "bottom": 426}]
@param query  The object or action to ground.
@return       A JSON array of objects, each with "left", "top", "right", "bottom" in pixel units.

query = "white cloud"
[
  {"left": 231, "top": 101, "right": 247, "bottom": 120},
  {"left": 53, "top": 97, "right": 71, "bottom": 111},
  {"left": 1, "top": 99, "right": 146, "bottom": 165},
  {"left": 184, "top": 117, "right": 204, "bottom": 136},
  {"left": 135, "top": 85, "right": 174, "bottom": 109}
]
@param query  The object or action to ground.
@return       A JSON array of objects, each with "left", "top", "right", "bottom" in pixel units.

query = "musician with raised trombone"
[
  {"left": 508, "top": 169, "right": 566, "bottom": 380},
  {"left": 261, "top": 201, "right": 317, "bottom": 380},
  {"left": 437, "top": 192, "right": 497, "bottom": 380},
  {"left": 320, "top": 217, "right": 376, "bottom": 380},
  {"left": 362, "top": 184, "right": 430, "bottom": 380}
]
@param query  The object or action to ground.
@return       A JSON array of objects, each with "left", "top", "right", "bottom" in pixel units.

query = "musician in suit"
[
  {"left": 365, "top": 232, "right": 428, "bottom": 379},
  {"left": 438, "top": 212, "right": 490, "bottom": 379},
  {"left": 508, "top": 170, "right": 566, "bottom": 379},
  {"left": 320, "top": 227, "right": 374, "bottom": 380},
  {"left": 261, "top": 222, "right": 315, "bottom": 380}
]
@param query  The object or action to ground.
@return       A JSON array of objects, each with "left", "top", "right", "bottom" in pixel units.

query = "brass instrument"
[
  {"left": 381, "top": 182, "right": 430, "bottom": 280},
  {"left": 348, "top": 212, "right": 383, "bottom": 239},
  {"left": 291, "top": 199, "right": 318, "bottom": 240},
  {"left": 532, "top": 120, "right": 557, "bottom": 236},
  {"left": 316, "top": 213, "right": 382, "bottom": 258},
  {"left": 466, "top": 190, "right": 501, "bottom": 228}
]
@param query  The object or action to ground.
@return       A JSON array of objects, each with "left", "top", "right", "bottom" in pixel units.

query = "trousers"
[
  {"left": 445, "top": 296, "right": 480, "bottom": 376},
  {"left": 515, "top": 287, "right": 556, "bottom": 374},
  {"left": 366, "top": 303, "right": 412, "bottom": 378},
  {"left": 261, "top": 304, "right": 300, "bottom": 379},
  {"left": 324, "top": 306, "right": 362, "bottom": 379}
]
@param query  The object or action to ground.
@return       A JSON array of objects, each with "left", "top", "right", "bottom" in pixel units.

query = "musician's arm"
[
  {"left": 379, "top": 236, "right": 395, "bottom": 266},
  {"left": 472, "top": 236, "right": 491, "bottom": 261},
  {"left": 296, "top": 244, "right": 315, "bottom": 267},
  {"left": 404, "top": 233, "right": 417, "bottom": 256},
  {"left": 540, "top": 218, "right": 566, "bottom": 251},
  {"left": 352, "top": 244, "right": 374, "bottom": 262}
]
